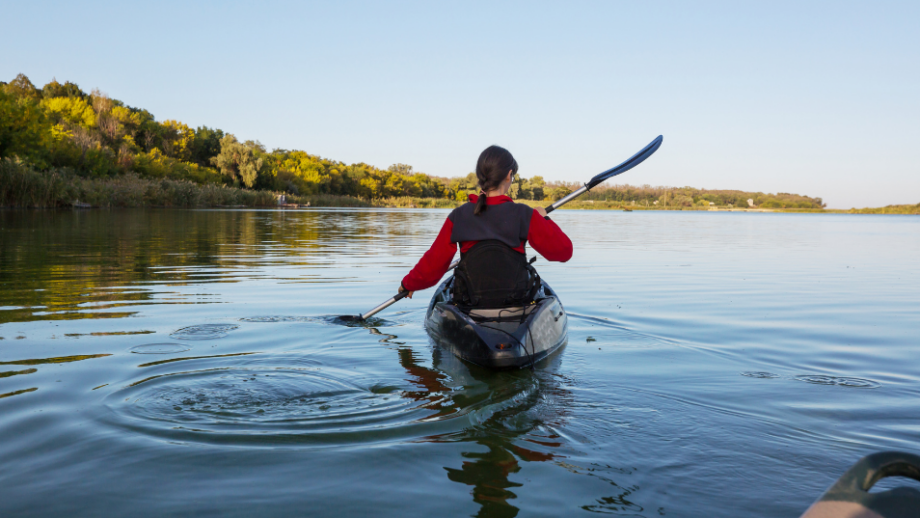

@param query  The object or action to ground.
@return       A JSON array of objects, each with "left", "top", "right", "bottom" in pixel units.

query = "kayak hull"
[{"left": 424, "top": 277, "right": 568, "bottom": 369}]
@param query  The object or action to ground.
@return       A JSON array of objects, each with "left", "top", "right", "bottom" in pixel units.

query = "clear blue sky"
[{"left": 5, "top": 0, "right": 918, "bottom": 208}]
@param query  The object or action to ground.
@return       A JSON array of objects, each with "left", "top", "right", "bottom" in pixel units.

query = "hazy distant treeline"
[
  {"left": 1, "top": 73, "right": 825, "bottom": 209},
  {"left": 577, "top": 184, "right": 825, "bottom": 209}
]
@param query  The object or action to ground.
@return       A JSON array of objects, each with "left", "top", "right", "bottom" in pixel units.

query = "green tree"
[
  {"left": 388, "top": 163, "right": 413, "bottom": 176},
  {"left": 529, "top": 176, "right": 545, "bottom": 201},
  {"left": 0, "top": 89, "right": 51, "bottom": 164},
  {"left": 189, "top": 126, "right": 225, "bottom": 167},
  {"left": 5, "top": 74, "right": 41, "bottom": 101},
  {"left": 211, "top": 135, "right": 264, "bottom": 187},
  {"left": 42, "top": 79, "right": 86, "bottom": 99},
  {"left": 546, "top": 186, "right": 572, "bottom": 201}
]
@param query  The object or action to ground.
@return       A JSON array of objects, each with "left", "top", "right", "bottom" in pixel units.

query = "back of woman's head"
[{"left": 474, "top": 145, "right": 518, "bottom": 215}]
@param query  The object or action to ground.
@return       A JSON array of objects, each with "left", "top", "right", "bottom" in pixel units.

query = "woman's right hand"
[{"left": 535, "top": 206, "right": 548, "bottom": 218}]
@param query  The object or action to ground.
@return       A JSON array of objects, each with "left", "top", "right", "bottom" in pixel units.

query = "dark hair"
[{"left": 474, "top": 145, "right": 518, "bottom": 215}]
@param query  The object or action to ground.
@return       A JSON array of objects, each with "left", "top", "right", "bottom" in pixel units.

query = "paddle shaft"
[
  {"left": 544, "top": 185, "right": 588, "bottom": 215},
  {"left": 359, "top": 291, "right": 408, "bottom": 320},
  {"left": 359, "top": 259, "right": 461, "bottom": 320}
]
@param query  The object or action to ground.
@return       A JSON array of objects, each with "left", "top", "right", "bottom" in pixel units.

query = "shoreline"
[
  {"left": 3, "top": 161, "right": 916, "bottom": 214},
  {"left": 4, "top": 199, "right": 916, "bottom": 215}
]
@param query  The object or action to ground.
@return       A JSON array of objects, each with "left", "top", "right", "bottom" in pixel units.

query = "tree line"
[{"left": 1, "top": 73, "right": 824, "bottom": 208}]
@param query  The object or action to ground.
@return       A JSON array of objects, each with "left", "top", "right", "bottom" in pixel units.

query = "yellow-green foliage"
[
  {"left": 132, "top": 149, "right": 224, "bottom": 184},
  {"left": 41, "top": 96, "right": 96, "bottom": 127},
  {"left": 847, "top": 203, "right": 920, "bottom": 215},
  {"left": 0, "top": 86, "right": 53, "bottom": 166},
  {"left": 572, "top": 183, "right": 826, "bottom": 209}
]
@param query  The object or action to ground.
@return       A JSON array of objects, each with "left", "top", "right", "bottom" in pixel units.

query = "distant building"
[{"left": 747, "top": 198, "right": 754, "bottom": 207}]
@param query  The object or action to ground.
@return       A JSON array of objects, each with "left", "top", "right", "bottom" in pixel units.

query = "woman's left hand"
[{"left": 398, "top": 284, "right": 414, "bottom": 299}]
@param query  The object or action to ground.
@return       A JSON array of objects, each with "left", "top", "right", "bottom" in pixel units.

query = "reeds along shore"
[
  {"left": 1, "top": 159, "right": 275, "bottom": 208},
  {"left": 0, "top": 159, "right": 459, "bottom": 209}
]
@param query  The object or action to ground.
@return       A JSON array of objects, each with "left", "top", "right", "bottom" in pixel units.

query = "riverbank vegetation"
[
  {"left": 2, "top": 73, "right": 907, "bottom": 212},
  {"left": 846, "top": 204, "right": 920, "bottom": 215}
]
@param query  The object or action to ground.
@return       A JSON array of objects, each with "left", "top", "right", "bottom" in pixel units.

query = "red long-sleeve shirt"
[{"left": 401, "top": 194, "right": 573, "bottom": 292}]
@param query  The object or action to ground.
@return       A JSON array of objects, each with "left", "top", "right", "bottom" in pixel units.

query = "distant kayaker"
[{"left": 399, "top": 145, "right": 573, "bottom": 308}]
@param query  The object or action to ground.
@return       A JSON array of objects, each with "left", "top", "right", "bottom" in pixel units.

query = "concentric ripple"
[
  {"left": 101, "top": 359, "right": 474, "bottom": 446},
  {"left": 170, "top": 324, "right": 239, "bottom": 340},
  {"left": 794, "top": 375, "right": 880, "bottom": 389}
]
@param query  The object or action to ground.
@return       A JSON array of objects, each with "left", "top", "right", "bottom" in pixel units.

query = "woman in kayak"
[{"left": 399, "top": 145, "right": 573, "bottom": 308}]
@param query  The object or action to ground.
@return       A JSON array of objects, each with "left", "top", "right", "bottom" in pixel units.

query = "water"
[{"left": 1, "top": 208, "right": 918, "bottom": 517}]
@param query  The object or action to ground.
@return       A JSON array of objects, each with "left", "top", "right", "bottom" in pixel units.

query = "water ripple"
[
  {"left": 794, "top": 375, "right": 880, "bottom": 389},
  {"left": 101, "top": 354, "right": 478, "bottom": 446},
  {"left": 170, "top": 324, "right": 239, "bottom": 340}
]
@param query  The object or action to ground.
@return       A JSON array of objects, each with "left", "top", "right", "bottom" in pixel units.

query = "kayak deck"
[{"left": 424, "top": 277, "right": 568, "bottom": 369}]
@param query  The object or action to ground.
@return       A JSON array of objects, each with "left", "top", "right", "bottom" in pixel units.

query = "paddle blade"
[{"left": 585, "top": 135, "right": 663, "bottom": 190}]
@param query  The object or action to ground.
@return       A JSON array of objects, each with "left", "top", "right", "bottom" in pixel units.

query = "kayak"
[
  {"left": 424, "top": 276, "right": 568, "bottom": 369},
  {"left": 800, "top": 451, "right": 920, "bottom": 518}
]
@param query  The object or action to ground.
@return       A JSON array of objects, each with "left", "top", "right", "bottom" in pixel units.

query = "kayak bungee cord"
[{"left": 477, "top": 307, "right": 538, "bottom": 371}]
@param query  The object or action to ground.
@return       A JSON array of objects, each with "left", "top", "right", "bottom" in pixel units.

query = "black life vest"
[
  {"left": 451, "top": 240, "right": 540, "bottom": 309},
  {"left": 447, "top": 198, "right": 540, "bottom": 309}
]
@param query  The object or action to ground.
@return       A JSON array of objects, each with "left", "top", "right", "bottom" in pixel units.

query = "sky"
[{"left": 4, "top": 0, "right": 918, "bottom": 208}]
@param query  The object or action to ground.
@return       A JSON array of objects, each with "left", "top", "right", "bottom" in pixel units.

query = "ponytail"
[
  {"left": 474, "top": 191, "right": 488, "bottom": 215},
  {"left": 473, "top": 145, "right": 518, "bottom": 217}
]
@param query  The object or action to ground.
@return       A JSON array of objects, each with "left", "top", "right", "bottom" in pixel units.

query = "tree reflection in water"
[{"left": 388, "top": 330, "right": 571, "bottom": 517}]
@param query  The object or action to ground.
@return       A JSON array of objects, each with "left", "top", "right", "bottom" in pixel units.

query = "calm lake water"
[{"left": 1, "top": 208, "right": 919, "bottom": 517}]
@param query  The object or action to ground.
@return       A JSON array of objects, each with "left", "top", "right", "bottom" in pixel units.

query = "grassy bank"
[
  {"left": 0, "top": 160, "right": 466, "bottom": 209},
  {"left": 1, "top": 159, "right": 278, "bottom": 208}
]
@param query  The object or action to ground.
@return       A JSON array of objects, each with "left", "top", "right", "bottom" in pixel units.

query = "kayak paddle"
[
  {"left": 337, "top": 259, "right": 461, "bottom": 322},
  {"left": 341, "top": 290, "right": 410, "bottom": 322},
  {"left": 545, "top": 135, "right": 663, "bottom": 214},
  {"left": 344, "top": 135, "right": 663, "bottom": 321}
]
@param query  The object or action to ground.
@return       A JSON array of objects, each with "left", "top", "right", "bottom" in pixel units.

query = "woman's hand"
[
  {"left": 398, "top": 284, "right": 414, "bottom": 299},
  {"left": 535, "top": 206, "right": 548, "bottom": 218}
]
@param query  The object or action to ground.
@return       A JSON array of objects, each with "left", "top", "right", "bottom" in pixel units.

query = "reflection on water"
[
  {"left": 0, "top": 368, "right": 37, "bottom": 379},
  {"left": 0, "top": 354, "right": 112, "bottom": 365},
  {"left": 1, "top": 209, "right": 919, "bottom": 517},
  {"left": 0, "top": 209, "right": 436, "bottom": 324},
  {"left": 0, "top": 387, "right": 38, "bottom": 399},
  {"left": 414, "top": 337, "right": 573, "bottom": 517}
]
